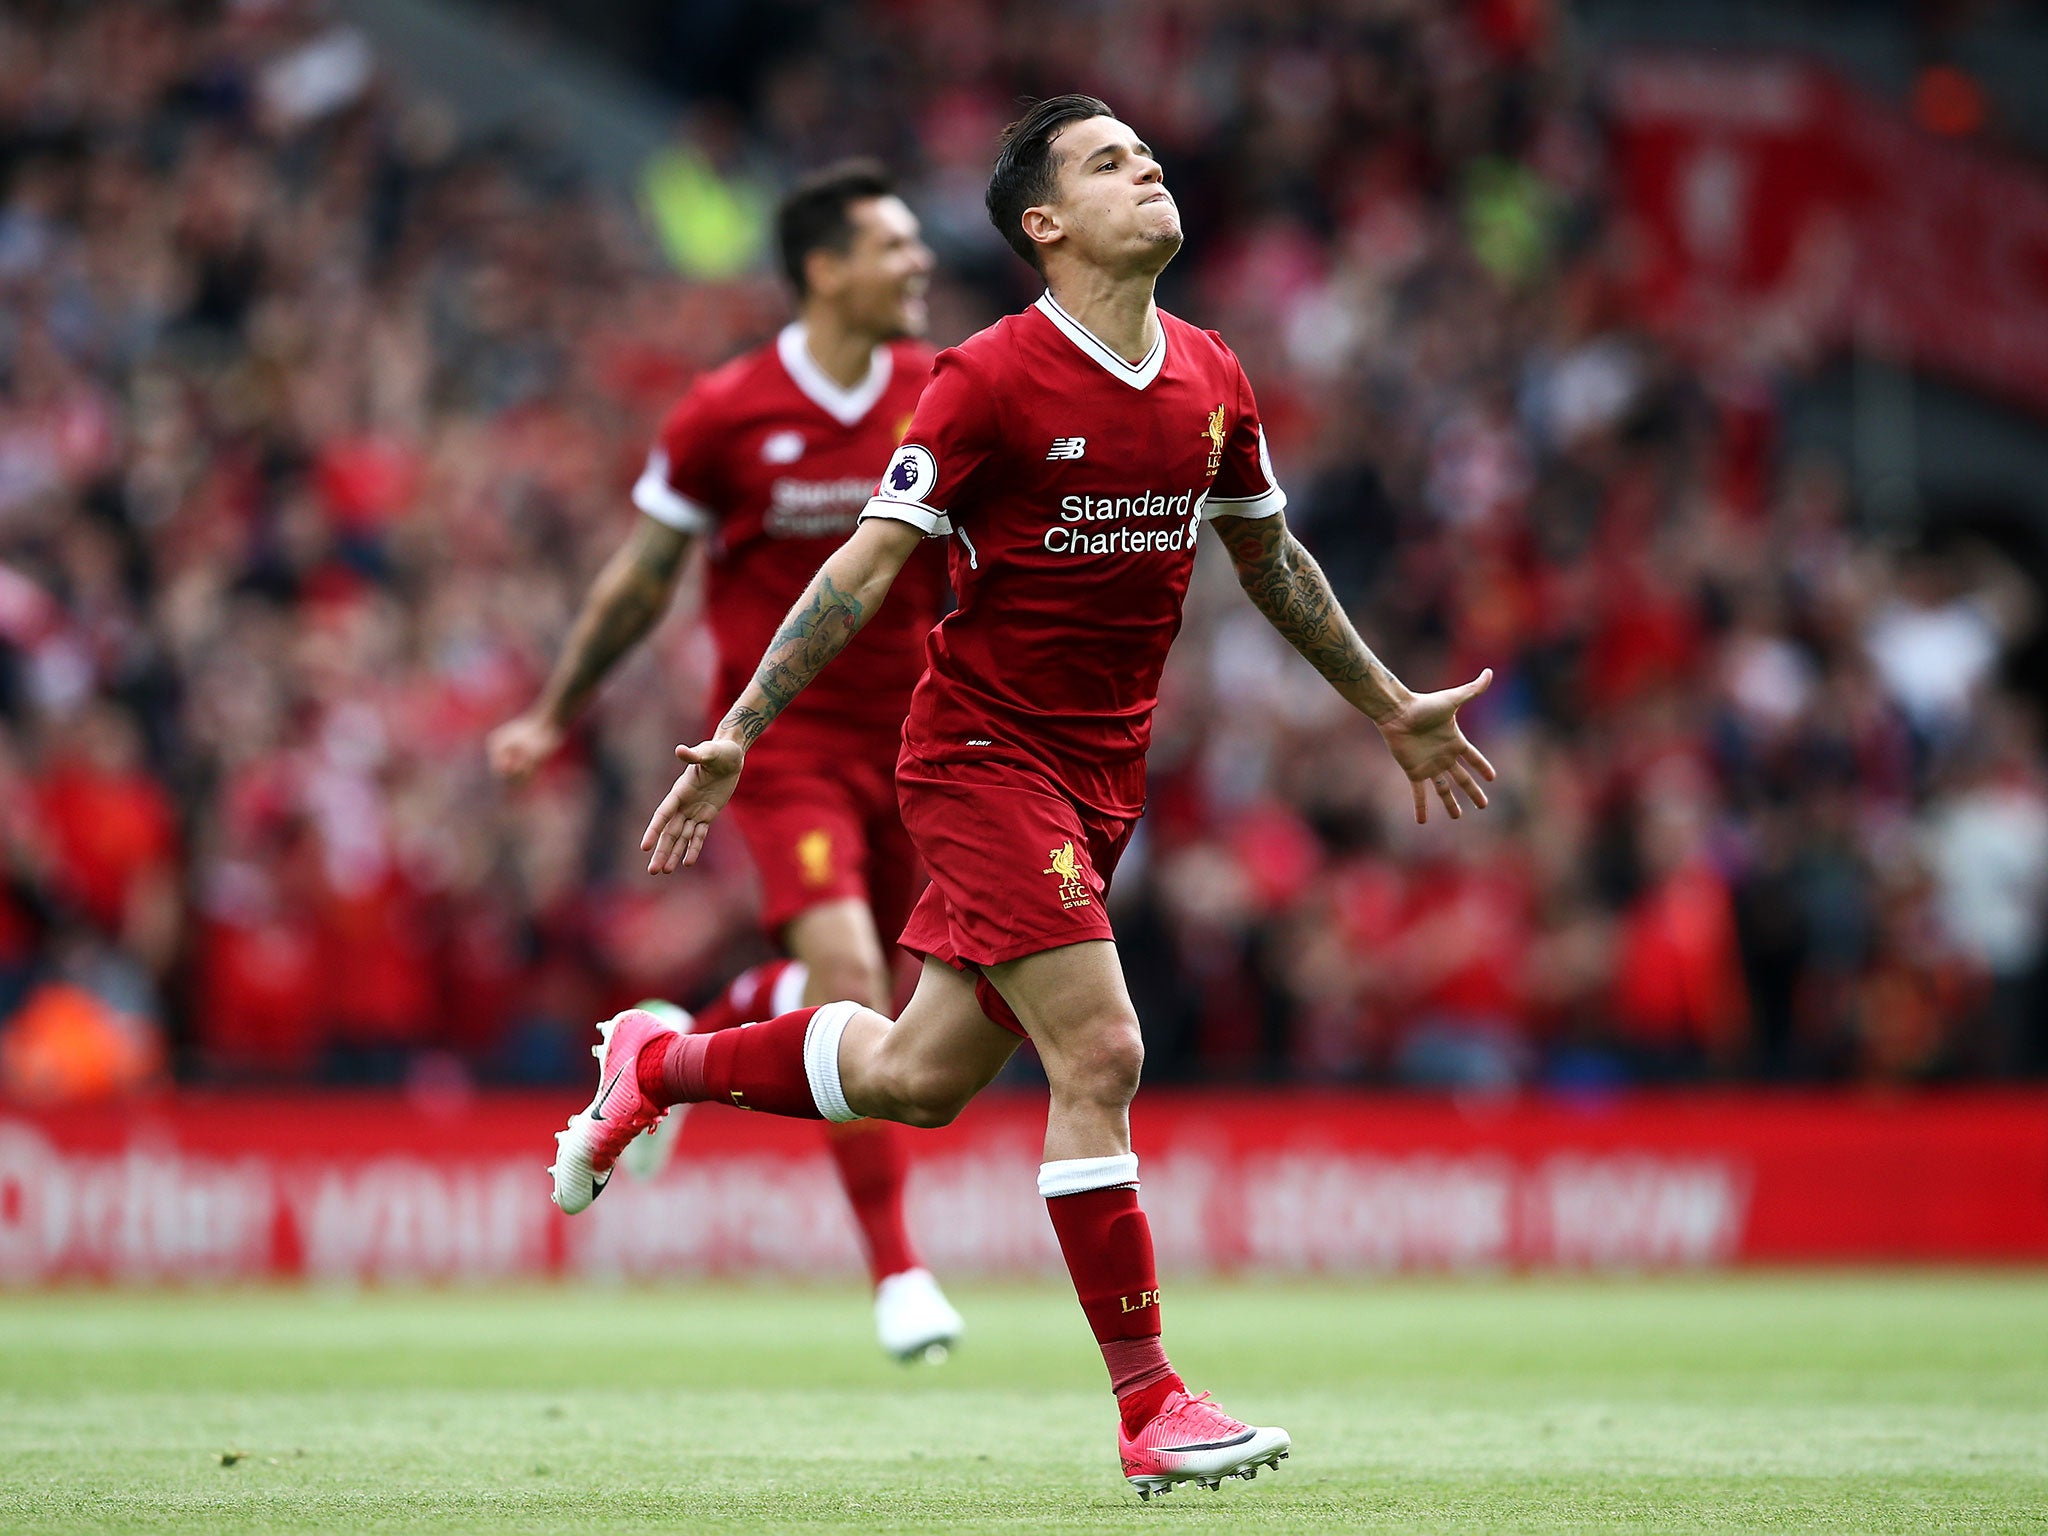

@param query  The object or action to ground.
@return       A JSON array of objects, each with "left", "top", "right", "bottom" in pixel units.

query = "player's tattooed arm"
[
  {"left": 536, "top": 516, "right": 694, "bottom": 726},
  {"left": 645, "top": 517, "right": 924, "bottom": 873},
  {"left": 490, "top": 516, "right": 694, "bottom": 784},
  {"left": 1214, "top": 512, "right": 1411, "bottom": 722},
  {"left": 713, "top": 516, "right": 927, "bottom": 749},
  {"left": 720, "top": 575, "right": 867, "bottom": 747},
  {"left": 1212, "top": 509, "right": 1498, "bottom": 825}
]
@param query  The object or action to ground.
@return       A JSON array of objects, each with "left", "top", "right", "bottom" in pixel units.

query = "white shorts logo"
[{"left": 882, "top": 444, "right": 937, "bottom": 503}]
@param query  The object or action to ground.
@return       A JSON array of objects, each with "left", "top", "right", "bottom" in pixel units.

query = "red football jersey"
[
  {"left": 860, "top": 295, "right": 1286, "bottom": 817},
  {"left": 634, "top": 324, "right": 945, "bottom": 749}
]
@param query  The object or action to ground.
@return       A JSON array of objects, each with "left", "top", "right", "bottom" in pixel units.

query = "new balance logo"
[{"left": 1045, "top": 436, "right": 1087, "bottom": 461}]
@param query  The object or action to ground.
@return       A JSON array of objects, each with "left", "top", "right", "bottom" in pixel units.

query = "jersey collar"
[
  {"left": 776, "top": 322, "right": 894, "bottom": 426},
  {"left": 1032, "top": 292, "right": 1167, "bottom": 390}
]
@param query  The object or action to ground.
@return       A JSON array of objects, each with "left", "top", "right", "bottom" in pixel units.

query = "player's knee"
[
  {"left": 1053, "top": 1019, "right": 1144, "bottom": 1108},
  {"left": 888, "top": 1060, "right": 976, "bottom": 1128},
  {"left": 892, "top": 1097, "right": 960, "bottom": 1130}
]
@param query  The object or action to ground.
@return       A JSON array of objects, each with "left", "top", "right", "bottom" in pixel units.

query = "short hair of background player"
[
  {"left": 985, "top": 93, "right": 1116, "bottom": 272},
  {"left": 776, "top": 158, "right": 898, "bottom": 295}
]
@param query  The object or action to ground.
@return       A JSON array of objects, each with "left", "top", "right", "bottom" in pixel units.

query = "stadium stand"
[{"left": 0, "top": 0, "right": 2042, "bottom": 1099}]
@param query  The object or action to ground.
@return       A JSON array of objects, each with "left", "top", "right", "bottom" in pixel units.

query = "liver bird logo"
[
  {"left": 797, "top": 829, "right": 834, "bottom": 887},
  {"left": 1201, "top": 404, "right": 1227, "bottom": 474},
  {"left": 1043, "top": 840, "right": 1091, "bottom": 908}
]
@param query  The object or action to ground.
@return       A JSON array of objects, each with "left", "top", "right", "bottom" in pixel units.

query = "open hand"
[
  {"left": 641, "top": 739, "right": 747, "bottom": 873},
  {"left": 1378, "top": 668, "right": 1497, "bottom": 824},
  {"left": 487, "top": 713, "right": 564, "bottom": 785}
]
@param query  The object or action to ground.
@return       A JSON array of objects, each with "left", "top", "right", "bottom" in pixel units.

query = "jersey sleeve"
[
  {"left": 1201, "top": 353, "right": 1287, "bottom": 522},
  {"left": 859, "top": 348, "right": 997, "bottom": 537},
  {"left": 631, "top": 383, "right": 722, "bottom": 534}
]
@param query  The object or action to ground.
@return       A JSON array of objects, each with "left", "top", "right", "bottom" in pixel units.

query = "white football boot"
[
  {"left": 548, "top": 1007, "right": 680, "bottom": 1214},
  {"left": 873, "top": 1267, "right": 965, "bottom": 1364}
]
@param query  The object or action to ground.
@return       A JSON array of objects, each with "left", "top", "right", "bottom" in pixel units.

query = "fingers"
[
  {"left": 1461, "top": 737, "right": 1498, "bottom": 783},
  {"left": 1433, "top": 771, "right": 1462, "bottom": 820},
  {"left": 1451, "top": 761, "right": 1488, "bottom": 810},
  {"left": 1413, "top": 761, "right": 1491, "bottom": 822},
  {"left": 645, "top": 819, "right": 675, "bottom": 873},
  {"left": 655, "top": 817, "right": 707, "bottom": 874},
  {"left": 650, "top": 816, "right": 698, "bottom": 874},
  {"left": 641, "top": 776, "right": 691, "bottom": 853},
  {"left": 643, "top": 750, "right": 737, "bottom": 873}
]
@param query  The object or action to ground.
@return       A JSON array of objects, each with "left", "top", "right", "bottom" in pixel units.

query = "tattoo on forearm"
[
  {"left": 547, "top": 529, "right": 689, "bottom": 718},
  {"left": 721, "top": 574, "right": 866, "bottom": 746},
  {"left": 1228, "top": 520, "right": 1402, "bottom": 710}
]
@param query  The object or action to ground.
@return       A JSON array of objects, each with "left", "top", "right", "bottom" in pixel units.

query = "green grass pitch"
[{"left": 3, "top": 1274, "right": 2045, "bottom": 1533}]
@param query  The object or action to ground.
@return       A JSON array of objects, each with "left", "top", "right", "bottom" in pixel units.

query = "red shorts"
[
  {"left": 895, "top": 752, "right": 1137, "bottom": 1035},
  {"left": 728, "top": 741, "right": 925, "bottom": 942}
]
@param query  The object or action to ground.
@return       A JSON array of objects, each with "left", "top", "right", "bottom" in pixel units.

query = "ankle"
[
  {"left": 634, "top": 1033, "right": 674, "bottom": 1103},
  {"left": 1117, "top": 1371, "right": 1185, "bottom": 1438},
  {"left": 637, "top": 1031, "right": 710, "bottom": 1105}
]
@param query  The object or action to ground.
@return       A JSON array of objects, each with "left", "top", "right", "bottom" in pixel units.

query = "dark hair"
[
  {"left": 985, "top": 94, "right": 1115, "bottom": 272},
  {"left": 776, "top": 159, "right": 895, "bottom": 295}
]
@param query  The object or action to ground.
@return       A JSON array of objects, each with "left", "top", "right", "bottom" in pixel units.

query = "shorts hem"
[{"left": 901, "top": 926, "right": 1114, "bottom": 971}]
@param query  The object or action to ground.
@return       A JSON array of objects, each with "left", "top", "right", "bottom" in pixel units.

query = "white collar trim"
[
  {"left": 1033, "top": 292, "right": 1167, "bottom": 389},
  {"left": 776, "top": 322, "right": 893, "bottom": 426}
]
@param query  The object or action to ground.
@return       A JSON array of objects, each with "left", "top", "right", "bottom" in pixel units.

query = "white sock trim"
[
  {"left": 1038, "top": 1153, "right": 1140, "bottom": 1199},
  {"left": 802, "top": 1000, "right": 862, "bottom": 1123},
  {"left": 770, "top": 961, "right": 811, "bottom": 1016}
]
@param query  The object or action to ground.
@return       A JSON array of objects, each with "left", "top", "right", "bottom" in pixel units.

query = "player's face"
[
  {"left": 822, "top": 195, "right": 934, "bottom": 340},
  {"left": 1037, "top": 117, "right": 1181, "bottom": 276}
]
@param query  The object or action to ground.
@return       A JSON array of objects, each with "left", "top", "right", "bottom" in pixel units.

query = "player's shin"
[
  {"left": 826, "top": 1121, "right": 919, "bottom": 1283},
  {"left": 634, "top": 1001, "right": 863, "bottom": 1121},
  {"left": 1041, "top": 1154, "right": 1184, "bottom": 1434}
]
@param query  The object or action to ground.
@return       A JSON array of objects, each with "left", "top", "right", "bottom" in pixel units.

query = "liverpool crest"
[
  {"left": 1201, "top": 404, "right": 1227, "bottom": 475},
  {"left": 1043, "top": 841, "right": 1092, "bottom": 909}
]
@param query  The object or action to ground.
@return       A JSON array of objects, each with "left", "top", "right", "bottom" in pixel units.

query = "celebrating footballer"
[{"left": 552, "top": 96, "right": 1496, "bottom": 1498}]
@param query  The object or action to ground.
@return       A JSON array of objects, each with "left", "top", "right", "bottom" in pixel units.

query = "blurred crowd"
[{"left": 1, "top": 0, "right": 2043, "bottom": 1101}]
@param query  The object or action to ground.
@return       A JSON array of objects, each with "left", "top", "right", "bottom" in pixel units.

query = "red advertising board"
[
  {"left": 1611, "top": 54, "right": 2048, "bottom": 415},
  {"left": 2, "top": 1090, "right": 2044, "bottom": 1283}
]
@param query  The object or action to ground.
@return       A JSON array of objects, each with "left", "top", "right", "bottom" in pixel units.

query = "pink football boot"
[
  {"left": 548, "top": 1008, "right": 681, "bottom": 1213},
  {"left": 1119, "top": 1389, "right": 1290, "bottom": 1500}
]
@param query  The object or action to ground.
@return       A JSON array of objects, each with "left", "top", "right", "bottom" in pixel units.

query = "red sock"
[
  {"left": 691, "top": 959, "right": 806, "bottom": 1034},
  {"left": 635, "top": 1007, "right": 824, "bottom": 1118},
  {"left": 825, "top": 1121, "right": 919, "bottom": 1285},
  {"left": 1045, "top": 1180, "right": 1183, "bottom": 1435}
]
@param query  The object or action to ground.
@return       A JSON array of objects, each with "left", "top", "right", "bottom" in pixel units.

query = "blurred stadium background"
[
  {"left": 6, "top": 3, "right": 2048, "bottom": 1531},
  {"left": 3, "top": 0, "right": 2048, "bottom": 1278}
]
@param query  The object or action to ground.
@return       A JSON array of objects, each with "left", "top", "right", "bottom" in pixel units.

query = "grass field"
[{"left": 3, "top": 1275, "right": 2045, "bottom": 1534}]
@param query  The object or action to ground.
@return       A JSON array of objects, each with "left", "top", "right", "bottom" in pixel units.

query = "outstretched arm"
[
  {"left": 488, "top": 515, "right": 694, "bottom": 783},
  {"left": 642, "top": 515, "right": 925, "bottom": 871},
  {"left": 1211, "top": 510, "right": 1496, "bottom": 823}
]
